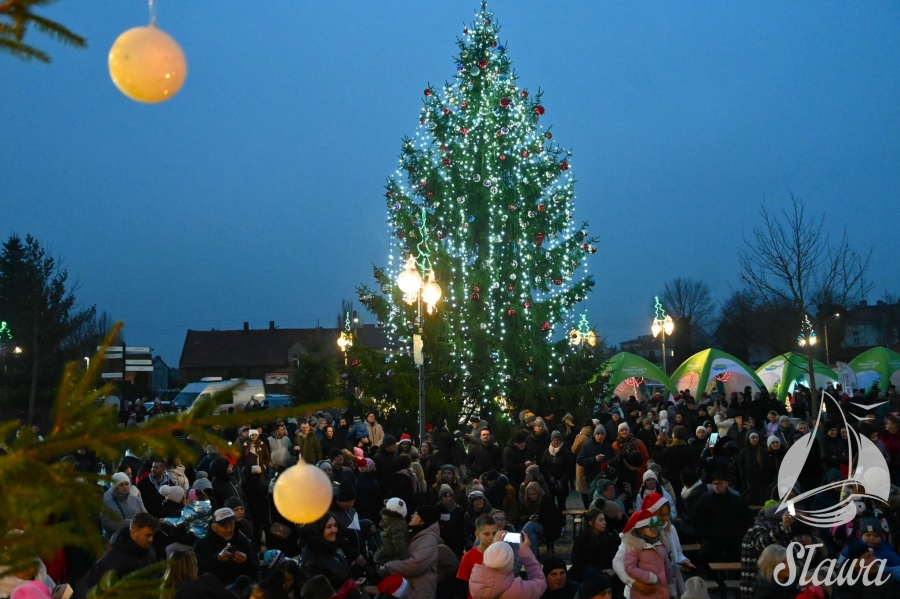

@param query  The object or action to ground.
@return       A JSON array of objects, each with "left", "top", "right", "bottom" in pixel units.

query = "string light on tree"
[
  {"left": 356, "top": 2, "right": 598, "bottom": 420},
  {"left": 108, "top": 0, "right": 186, "bottom": 103},
  {"left": 651, "top": 296, "right": 674, "bottom": 373}
]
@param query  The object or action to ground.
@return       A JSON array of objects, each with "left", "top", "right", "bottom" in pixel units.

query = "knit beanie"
[
  {"left": 159, "top": 485, "right": 185, "bottom": 504},
  {"left": 192, "top": 477, "right": 213, "bottom": 491},
  {"left": 550, "top": 430, "right": 563, "bottom": 441},
  {"left": 482, "top": 541, "right": 515, "bottom": 573},
  {"left": 681, "top": 577, "right": 711, "bottom": 599},
  {"left": 642, "top": 470, "right": 657, "bottom": 483},
  {"left": 593, "top": 425, "right": 606, "bottom": 436},
  {"left": 767, "top": 435, "right": 780, "bottom": 448},
  {"left": 542, "top": 555, "right": 567, "bottom": 577},
  {"left": 439, "top": 484, "right": 454, "bottom": 499},
  {"left": 360, "top": 458, "right": 376, "bottom": 473},
  {"left": 415, "top": 505, "right": 440, "bottom": 528},
  {"left": 110, "top": 472, "right": 130, "bottom": 487},
  {"left": 8, "top": 581, "right": 52, "bottom": 599},
  {"left": 578, "top": 568, "right": 612, "bottom": 598},
  {"left": 618, "top": 422, "right": 630, "bottom": 433},
  {"left": 382, "top": 435, "right": 398, "bottom": 448},
  {"left": 224, "top": 496, "right": 244, "bottom": 510},
  {"left": 525, "top": 464, "right": 541, "bottom": 479}
]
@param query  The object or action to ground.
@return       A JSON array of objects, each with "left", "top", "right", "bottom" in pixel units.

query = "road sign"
[
  {"left": 125, "top": 359, "right": 152, "bottom": 365},
  {"left": 126, "top": 365, "right": 154, "bottom": 372},
  {"left": 101, "top": 372, "right": 123, "bottom": 379},
  {"left": 98, "top": 346, "right": 124, "bottom": 352},
  {"left": 102, "top": 353, "right": 123, "bottom": 359},
  {"left": 125, "top": 346, "right": 152, "bottom": 353}
]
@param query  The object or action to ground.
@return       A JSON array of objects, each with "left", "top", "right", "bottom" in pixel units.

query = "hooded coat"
[
  {"left": 297, "top": 520, "right": 352, "bottom": 592},
  {"left": 209, "top": 457, "right": 243, "bottom": 508},
  {"left": 88, "top": 528, "right": 156, "bottom": 587},
  {"left": 384, "top": 522, "right": 442, "bottom": 599},
  {"left": 468, "top": 544, "right": 546, "bottom": 599}
]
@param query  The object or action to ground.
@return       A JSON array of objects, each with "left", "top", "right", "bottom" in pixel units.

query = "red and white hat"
[
  {"left": 377, "top": 575, "right": 409, "bottom": 598},
  {"left": 399, "top": 433, "right": 413, "bottom": 444},
  {"left": 623, "top": 509, "right": 655, "bottom": 534},
  {"left": 640, "top": 492, "right": 668, "bottom": 514}
]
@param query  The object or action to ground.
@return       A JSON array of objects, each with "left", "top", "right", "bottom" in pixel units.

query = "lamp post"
[
  {"left": 397, "top": 255, "right": 442, "bottom": 444},
  {"left": 821, "top": 313, "right": 839, "bottom": 366},
  {"left": 798, "top": 314, "right": 818, "bottom": 414},
  {"left": 651, "top": 297, "right": 675, "bottom": 374}
]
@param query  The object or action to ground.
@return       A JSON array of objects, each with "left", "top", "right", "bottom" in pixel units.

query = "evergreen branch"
[
  {"left": 0, "top": 36, "right": 50, "bottom": 61},
  {"left": 25, "top": 11, "right": 85, "bottom": 47}
]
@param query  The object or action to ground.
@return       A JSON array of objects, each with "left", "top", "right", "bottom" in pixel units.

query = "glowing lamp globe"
[
  {"left": 397, "top": 256, "right": 423, "bottom": 295},
  {"left": 421, "top": 275, "right": 442, "bottom": 306},
  {"left": 273, "top": 462, "right": 333, "bottom": 524},
  {"left": 109, "top": 24, "right": 187, "bottom": 103}
]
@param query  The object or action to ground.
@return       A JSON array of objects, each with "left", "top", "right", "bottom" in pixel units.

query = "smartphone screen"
[
  {"left": 709, "top": 432, "right": 719, "bottom": 444},
  {"left": 504, "top": 533, "right": 522, "bottom": 544}
]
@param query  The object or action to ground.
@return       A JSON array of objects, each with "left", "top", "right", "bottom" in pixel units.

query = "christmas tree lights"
[{"left": 357, "top": 2, "right": 598, "bottom": 420}]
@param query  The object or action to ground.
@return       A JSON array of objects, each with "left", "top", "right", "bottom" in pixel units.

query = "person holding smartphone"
[{"left": 193, "top": 507, "right": 258, "bottom": 586}]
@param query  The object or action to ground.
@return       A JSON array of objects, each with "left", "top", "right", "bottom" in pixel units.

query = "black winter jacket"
[
  {"left": 193, "top": 528, "right": 258, "bottom": 586},
  {"left": 88, "top": 528, "right": 156, "bottom": 587}
]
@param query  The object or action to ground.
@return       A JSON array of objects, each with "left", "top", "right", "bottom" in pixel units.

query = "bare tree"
[
  {"left": 738, "top": 194, "right": 872, "bottom": 408},
  {"left": 658, "top": 277, "right": 714, "bottom": 367}
]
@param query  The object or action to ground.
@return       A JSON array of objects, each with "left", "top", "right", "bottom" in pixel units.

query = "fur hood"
[{"left": 620, "top": 530, "right": 664, "bottom": 552}]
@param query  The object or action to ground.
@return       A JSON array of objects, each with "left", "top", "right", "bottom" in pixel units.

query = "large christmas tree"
[{"left": 356, "top": 3, "right": 599, "bottom": 425}]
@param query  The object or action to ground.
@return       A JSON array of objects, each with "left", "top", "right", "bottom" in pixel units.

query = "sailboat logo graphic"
[{"left": 777, "top": 391, "right": 890, "bottom": 527}]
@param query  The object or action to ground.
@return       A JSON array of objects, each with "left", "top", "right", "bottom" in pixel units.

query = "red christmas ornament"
[
  {"left": 478, "top": 59, "right": 488, "bottom": 69},
  {"left": 443, "top": 108, "right": 450, "bottom": 115},
  {"left": 536, "top": 232, "right": 545, "bottom": 242},
  {"left": 544, "top": 132, "right": 553, "bottom": 140},
  {"left": 523, "top": 301, "right": 532, "bottom": 309},
  {"left": 521, "top": 90, "right": 529, "bottom": 98},
  {"left": 541, "top": 322, "right": 551, "bottom": 332},
  {"left": 473, "top": 285, "right": 480, "bottom": 292},
  {"left": 439, "top": 144, "right": 446, "bottom": 152},
  {"left": 490, "top": 41, "right": 497, "bottom": 48},
  {"left": 507, "top": 309, "right": 516, "bottom": 317},
  {"left": 496, "top": 130, "right": 503, "bottom": 136},
  {"left": 522, "top": 150, "right": 530, "bottom": 158},
  {"left": 420, "top": 120, "right": 426, "bottom": 125},
  {"left": 471, "top": 292, "right": 480, "bottom": 301},
  {"left": 582, "top": 243, "right": 589, "bottom": 250},
  {"left": 463, "top": 28, "right": 469, "bottom": 35},
  {"left": 537, "top": 203, "right": 545, "bottom": 212},
  {"left": 427, "top": 190, "right": 434, "bottom": 197},
  {"left": 420, "top": 180, "right": 428, "bottom": 187},
  {"left": 500, "top": 97, "right": 510, "bottom": 108},
  {"left": 351, "top": 360, "right": 359, "bottom": 367},
  {"left": 507, "top": 285, "right": 515, "bottom": 291},
  {"left": 436, "top": 230, "right": 445, "bottom": 239},
  {"left": 374, "top": 271, "right": 382, "bottom": 280},
  {"left": 385, "top": 191, "right": 392, "bottom": 197},
  {"left": 553, "top": 278, "right": 563, "bottom": 286},
  {"left": 424, "top": 89, "right": 432, "bottom": 96},
  {"left": 461, "top": 101, "right": 468, "bottom": 108},
  {"left": 535, "top": 105, "right": 545, "bottom": 115},
  {"left": 508, "top": 204, "right": 516, "bottom": 211},
  {"left": 559, "top": 161, "right": 569, "bottom": 171},
  {"left": 499, "top": 155, "right": 506, "bottom": 161},
  {"left": 460, "top": 128, "right": 469, "bottom": 136},
  {"left": 443, "top": 157, "right": 451, "bottom": 166}
]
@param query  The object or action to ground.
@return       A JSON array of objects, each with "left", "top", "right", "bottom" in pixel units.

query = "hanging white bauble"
[
  {"left": 109, "top": 24, "right": 187, "bottom": 103},
  {"left": 273, "top": 462, "right": 333, "bottom": 524}
]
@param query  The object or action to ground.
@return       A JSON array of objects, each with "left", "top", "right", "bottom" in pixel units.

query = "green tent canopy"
[
  {"left": 590, "top": 352, "right": 678, "bottom": 400},
  {"left": 669, "top": 348, "right": 765, "bottom": 398},
  {"left": 848, "top": 347, "right": 900, "bottom": 392},
  {"left": 756, "top": 353, "right": 838, "bottom": 400}
]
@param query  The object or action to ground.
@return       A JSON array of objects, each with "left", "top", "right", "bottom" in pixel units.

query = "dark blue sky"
[{"left": 3, "top": 1, "right": 899, "bottom": 366}]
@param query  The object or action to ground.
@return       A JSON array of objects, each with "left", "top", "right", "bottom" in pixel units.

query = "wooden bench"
[
  {"left": 681, "top": 543, "right": 701, "bottom": 552},
  {"left": 709, "top": 562, "right": 741, "bottom": 599},
  {"left": 562, "top": 509, "right": 586, "bottom": 536},
  {"left": 365, "top": 587, "right": 378, "bottom": 597}
]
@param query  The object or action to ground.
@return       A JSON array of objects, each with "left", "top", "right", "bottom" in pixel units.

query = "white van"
[{"left": 172, "top": 378, "right": 266, "bottom": 415}]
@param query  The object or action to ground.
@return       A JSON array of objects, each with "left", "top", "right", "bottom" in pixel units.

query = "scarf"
[
  {"left": 548, "top": 444, "right": 560, "bottom": 456},
  {"left": 441, "top": 497, "right": 457, "bottom": 512},
  {"left": 667, "top": 439, "right": 685, "bottom": 447},
  {"left": 632, "top": 527, "right": 662, "bottom": 545},
  {"left": 617, "top": 433, "right": 637, "bottom": 455}
]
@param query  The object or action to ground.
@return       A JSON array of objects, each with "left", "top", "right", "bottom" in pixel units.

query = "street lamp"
[
  {"left": 84, "top": 356, "right": 90, "bottom": 370},
  {"left": 397, "top": 254, "right": 442, "bottom": 443},
  {"left": 651, "top": 297, "right": 675, "bottom": 374},
  {"left": 13, "top": 347, "right": 22, "bottom": 354},
  {"left": 822, "top": 313, "right": 839, "bottom": 366}
]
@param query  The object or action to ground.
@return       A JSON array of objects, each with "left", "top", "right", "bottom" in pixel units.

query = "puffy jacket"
[
  {"left": 267, "top": 433, "right": 293, "bottom": 468},
  {"left": 366, "top": 421, "right": 385, "bottom": 448},
  {"left": 166, "top": 465, "right": 190, "bottom": 491},
  {"left": 163, "top": 499, "right": 212, "bottom": 540},
  {"left": 469, "top": 544, "right": 546, "bottom": 599},
  {"left": 384, "top": 522, "right": 441, "bottom": 599},
  {"left": 620, "top": 532, "right": 673, "bottom": 599},
  {"left": 466, "top": 442, "right": 502, "bottom": 479}
]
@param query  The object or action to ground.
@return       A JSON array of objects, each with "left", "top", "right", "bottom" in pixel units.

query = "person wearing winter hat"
[
  {"left": 766, "top": 435, "right": 780, "bottom": 449},
  {"left": 542, "top": 429, "right": 573, "bottom": 511},
  {"left": 101, "top": 471, "right": 147, "bottom": 542},
  {"left": 577, "top": 425, "right": 614, "bottom": 509},
  {"left": 619, "top": 509, "right": 673, "bottom": 599},
  {"left": 376, "top": 574, "right": 410, "bottom": 599},
  {"left": 379, "top": 505, "right": 442, "bottom": 599},
  {"left": 577, "top": 567, "right": 612, "bottom": 599},
  {"left": 365, "top": 411, "right": 386, "bottom": 449},
  {"left": 502, "top": 429, "right": 535, "bottom": 490},
  {"left": 373, "top": 435, "right": 399, "bottom": 484},
  {"left": 681, "top": 577, "right": 710, "bottom": 599},
  {"left": 375, "top": 498, "right": 411, "bottom": 566},
  {"left": 613, "top": 421, "right": 650, "bottom": 485},
  {"left": 541, "top": 555, "right": 579, "bottom": 599},
  {"left": 159, "top": 484, "right": 186, "bottom": 506},
  {"left": 0, "top": 558, "right": 55, "bottom": 599},
  {"left": 469, "top": 530, "right": 546, "bottom": 599}
]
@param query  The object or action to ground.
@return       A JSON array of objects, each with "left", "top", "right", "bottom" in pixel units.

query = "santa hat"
[
  {"left": 399, "top": 433, "right": 412, "bottom": 444},
  {"left": 377, "top": 575, "right": 409, "bottom": 598},
  {"left": 640, "top": 492, "right": 668, "bottom": 514},
  {"left": 623, "top": 509, "right": 655, "bottom": 534}
]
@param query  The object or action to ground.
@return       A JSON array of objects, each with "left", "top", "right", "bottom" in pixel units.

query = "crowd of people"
[{"left": 4, "top": 381, "right": 900, "bottom": 599}]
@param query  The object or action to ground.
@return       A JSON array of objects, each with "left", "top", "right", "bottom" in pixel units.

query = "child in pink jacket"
[
  {"left": 469, "top": 533, "right": 546, "bottom": 599},
  {"left": 621, "top": 509, "right": 673, "bottom": 599}
]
